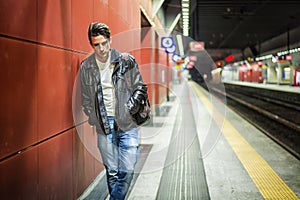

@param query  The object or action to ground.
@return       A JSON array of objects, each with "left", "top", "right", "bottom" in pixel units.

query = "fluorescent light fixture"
[
  {"left": 182, "top": 3, "right": 189, "bottom": 7},
  {"left": 255, "top": 47, "right": 300, "bottom": 61},
  {"left": 176, "top": 34, "right": 185, "bottom": 56},
  {"left": 183, "top": 30, "right": 189, "bottom": 36},
  {"left": 181, "top": 0, "right": 190, "bottom": 36}
]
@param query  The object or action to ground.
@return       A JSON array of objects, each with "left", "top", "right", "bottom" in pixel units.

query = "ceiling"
[{"left": 160, "top": 0, "right": 300, "bottom": 61}]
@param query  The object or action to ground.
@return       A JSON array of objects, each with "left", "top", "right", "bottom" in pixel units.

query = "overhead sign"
[
  {"left": 225, "top": 55, "right": 234, "bottom": 62},
  {"left": 189, "top": 41, "right": 205, "bottom": 51},
  {"left": 286, "top": 55, "right": 292, "bottom": 60},
  {"left": 172, "top": 54, "right": 182, "bottom": 62},
  {"left": 161, "top": 37, "right": 176, "bottom": 54},
  {"left": 165, "top": 45, "right": 176, "bottom": 54},
  {"left": 161, "top": 37, "right": 174, "bottom": 48},
  {"left": 189, "top": 56, "right": 197, "bottom": 61}
]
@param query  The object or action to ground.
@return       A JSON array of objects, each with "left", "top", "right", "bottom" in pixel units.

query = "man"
[{"left": 80, "top": 22, "right": 148, "bottom": 200}]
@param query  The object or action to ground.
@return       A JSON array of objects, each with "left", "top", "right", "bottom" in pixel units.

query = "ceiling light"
[
  {"left": 181, "top": 0, "right": 190, "bottom": 36},
  {"left": 182, "top": 8, "right": 189, "bottom": 12},
  {"left": 182, "top": 3, "right": 189, "bottom": 8}
]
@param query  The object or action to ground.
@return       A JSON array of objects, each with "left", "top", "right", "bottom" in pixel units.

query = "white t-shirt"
[{"left": 96, "top": 54, "right": 115, "bottom": 117}]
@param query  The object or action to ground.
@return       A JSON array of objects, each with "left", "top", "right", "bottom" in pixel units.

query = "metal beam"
[
  {"left": 167, "top": 13, "right": 181, "bottom": 35},
  {"left": 152, "top": 0, "right": 166, "bottom": 17},
  {"left": 140, "top": 5, "right": 155, "bottom": 27}
]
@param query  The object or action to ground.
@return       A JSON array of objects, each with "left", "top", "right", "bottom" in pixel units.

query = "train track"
[{"left": 201, "top": 82, "right": 300, "bottom": 160}]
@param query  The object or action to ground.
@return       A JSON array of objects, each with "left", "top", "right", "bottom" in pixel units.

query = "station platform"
[
  {"left": 79, "top": 79, "right": 300, "bottom": 200},
  {"left": 223, "top": 80, "right": 300, "bottom": 94}
]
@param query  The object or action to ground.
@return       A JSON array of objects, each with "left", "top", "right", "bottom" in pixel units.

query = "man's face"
[{"left": 91, "top": 35, "right": 110, "bottom": 62}]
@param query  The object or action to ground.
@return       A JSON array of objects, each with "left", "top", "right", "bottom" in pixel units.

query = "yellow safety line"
[{"left": 191, "top": 82, "right": 299, "bottom": 200}]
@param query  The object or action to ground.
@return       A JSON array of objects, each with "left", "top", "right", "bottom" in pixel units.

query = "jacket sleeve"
[
  {"left": 127, "top": 55, "right": 148, "bottom": 95},
  {"left": 80, "top": 65, "right": 91, "bottom": 116},
  {"left": 80, "top": 64, "right": 98, "bottom": 126}
]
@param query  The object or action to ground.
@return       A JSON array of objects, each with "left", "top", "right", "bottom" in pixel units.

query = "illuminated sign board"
[
  {"left": 189, "top": 41, "right": 204, "bottom": 51},
  {"left": 161, "top": 37, "right": 176, "bottom": 54}
]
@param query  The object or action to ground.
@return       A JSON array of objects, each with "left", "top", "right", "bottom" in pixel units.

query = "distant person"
[
  {"left": 262, "top": 64, "right": 268, "bottom": 84},
  {"left": 80, "top": 22, "right": 148, "bottom": 200}
]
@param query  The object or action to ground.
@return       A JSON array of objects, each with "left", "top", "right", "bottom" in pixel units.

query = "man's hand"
[
  {"left": 127, "top": 96, "right": 140, "bottom": 115},
  {"left": 88, "top": 113, "right": 98, "bottom": 126},
  {"left": 127, "top": 90, "right": 147, "bottom": 115}
]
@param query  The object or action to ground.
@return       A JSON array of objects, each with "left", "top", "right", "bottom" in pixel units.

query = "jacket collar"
[
  {"left": 110, "top": 48, "right": 122, "bottom": 63},
  {"left": 85, "top": 48, "right": 122, "bottom": 69}
]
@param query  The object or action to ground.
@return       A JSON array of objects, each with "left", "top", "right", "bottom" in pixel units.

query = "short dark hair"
[{"left": 88, "top": 22, "right": 110, "bottom": 46}]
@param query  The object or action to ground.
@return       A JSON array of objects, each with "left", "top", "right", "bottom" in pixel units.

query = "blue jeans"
[{"left": 97, "top": 117, "right": 138, "bottom": 200}]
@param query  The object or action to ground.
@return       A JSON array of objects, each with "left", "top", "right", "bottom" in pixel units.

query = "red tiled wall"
[
  {"left": 0, "top": 38, "right": 38, "bottom": 160},
  {"left": 0, "top": 0, "right": 142, "bottom": 199},
  {"left": 0, "top": 0, "right": 37, "bottom": 41}
]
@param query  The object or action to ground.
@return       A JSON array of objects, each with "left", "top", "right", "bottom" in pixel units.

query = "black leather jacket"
[{"left": 80, "top": 48, "right": 147, "bottom": 134}]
